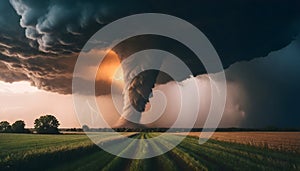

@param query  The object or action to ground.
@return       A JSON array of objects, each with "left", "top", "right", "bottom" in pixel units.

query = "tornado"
[
  {"left": 114, "top": 67, "right": 161, "bottom": 128},
  {"left": 112, "top": 36, "right": 165, "bottom": 128},
  {"left": 111, "top": 35, "right": 205, "bottom": 128}
]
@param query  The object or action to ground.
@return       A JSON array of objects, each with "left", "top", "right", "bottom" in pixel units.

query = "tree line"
[{"left": 0, "top": 114, "right": 60, "bottom": 134}]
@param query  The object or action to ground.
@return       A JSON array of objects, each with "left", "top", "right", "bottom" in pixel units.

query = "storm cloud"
[
  {"left": 0, "top": 0, "right": 299, "bottom": 95},
  {"left": 224, "top": 38, "right": 300, "bottom": 128},
  {"left": 0, "top": 0, "right": 299, "bottom": 128}
]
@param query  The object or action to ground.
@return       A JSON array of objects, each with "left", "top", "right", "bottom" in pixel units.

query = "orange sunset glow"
[{"left": 96, "top": 50, "right": 122, "bottom": 82}]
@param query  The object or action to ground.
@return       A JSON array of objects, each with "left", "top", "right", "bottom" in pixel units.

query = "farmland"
[
  {"left": 182, "top": 132, "right": 300, "bottom": 153},
  {"left": 0, "top": 132, "right": 299, "bottom": 170}
]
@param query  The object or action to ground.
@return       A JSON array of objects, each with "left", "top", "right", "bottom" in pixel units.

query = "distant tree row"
[
  {"left": 0, "top": 120, "right": 29, "bottom": 133},
  {"left": 0, "top": 114, "right": 60, "bottom": 134}
]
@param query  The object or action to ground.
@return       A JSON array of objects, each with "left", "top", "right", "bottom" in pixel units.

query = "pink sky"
[
  {"left": 0, "top": 74, "right": 246, "bottom": 128},
  {"left": 0, "top": 81, "right": 80, "bottom": 128}
]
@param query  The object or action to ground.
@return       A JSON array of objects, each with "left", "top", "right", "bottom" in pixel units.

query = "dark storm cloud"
[
  {"left": 225, "top": 38, "right": 300, "bottom": 128},
  {"left": 9, "top": 0, "right": 146, "bottom": 53},
  {"left": 0, "top": 53, "right": 77, "bottom": 94},
  {"left": 110, "top": 0, "right": 300, "bottom": 114},
  {"left": 0, "top": 0, "right": 21, "bottom": 32},
  {"left": 0, "top": 0, "right": 54, "bottom": 58},
  {"left": 21, "top": 56, "right": 76, "bottom": 94},
  {"left": 0, "top": 61, "right": 28, "bottom": 82},
  {"left": 9, "top": 0, "right": 300, "bottom": 60},
  {"left": 0, "top": 0, "right": 299, "bottom": 96}
]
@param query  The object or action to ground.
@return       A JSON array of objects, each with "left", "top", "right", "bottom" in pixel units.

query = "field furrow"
[{"left": 1, "top": 132, "right": 299, "bottom": 171}]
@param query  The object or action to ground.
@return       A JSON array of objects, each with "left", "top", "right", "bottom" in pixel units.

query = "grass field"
[{"left": 0, "top": 132, "right": 299, "bottom": 170}]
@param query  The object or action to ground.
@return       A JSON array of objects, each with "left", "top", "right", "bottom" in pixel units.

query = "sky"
[{"left": 0, "top": 0, "right": 299, "bottom": 128}]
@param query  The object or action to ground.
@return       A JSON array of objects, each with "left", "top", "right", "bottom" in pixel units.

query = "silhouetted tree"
[
  {"left": 34, "top": 115, "right": 60, "bottom": 134},
  {"left": 0, "top": 121, "right": 11, "bottom": 133},
  {"left": 11, "top": 120, "right": 26, "bottom": 133}
]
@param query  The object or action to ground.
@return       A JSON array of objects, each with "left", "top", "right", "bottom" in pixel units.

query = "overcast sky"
[{"left": 0, "top": 0, "right": 299, "bottom": 128}]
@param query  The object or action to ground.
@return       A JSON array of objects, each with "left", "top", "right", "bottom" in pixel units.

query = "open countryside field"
[
  {"left": 0, "top": 132, "right": 299, "bottom": 171},
  {"left": 181, "top": 132, "right": 300, "bottom": 153}
]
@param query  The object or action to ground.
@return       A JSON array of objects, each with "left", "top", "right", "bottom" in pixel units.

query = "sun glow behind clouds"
[
  {"left": 96, "top": 50, "right": 121, "bottom": 82},
  {"left": 0, "top": 81, "right": 41, "bottom": 93}
]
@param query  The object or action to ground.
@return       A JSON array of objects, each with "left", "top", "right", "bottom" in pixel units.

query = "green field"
[{"left": 0, "top": 133, "right": 299, "bottom": 171}]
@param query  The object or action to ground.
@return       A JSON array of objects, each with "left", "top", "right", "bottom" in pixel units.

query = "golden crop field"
[{"left": 185, "top": 132, "right": 300, "bottom": 153}]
